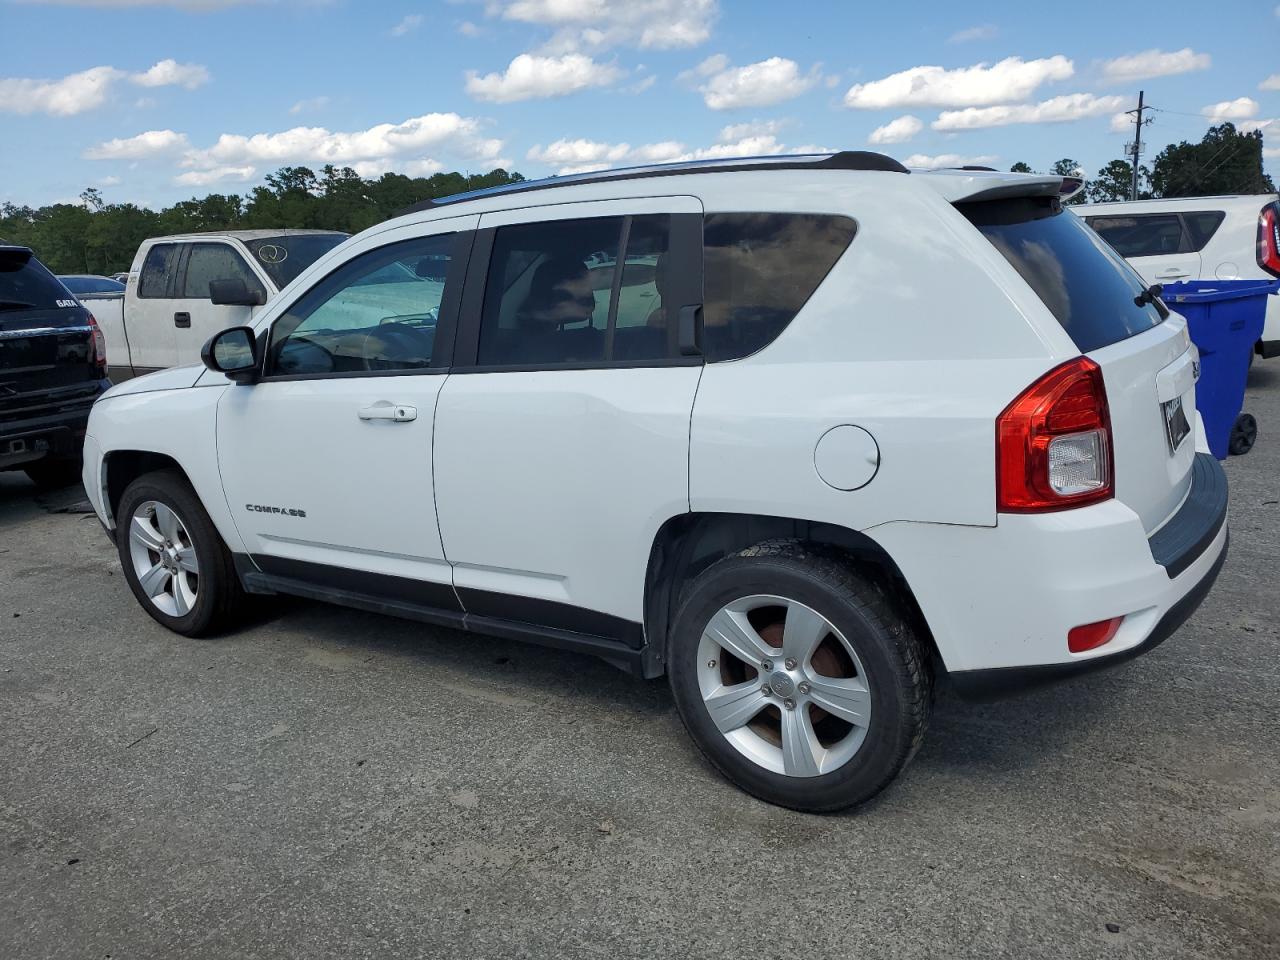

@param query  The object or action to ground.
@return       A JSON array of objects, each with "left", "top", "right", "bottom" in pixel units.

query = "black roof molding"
[{"left": 398, "top": 151, "right": 909, "bottom": 216}]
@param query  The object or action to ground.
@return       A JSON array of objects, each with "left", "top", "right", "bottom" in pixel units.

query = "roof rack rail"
[{"left": 398, "top": 150, "right": 908, "bottom": 216}]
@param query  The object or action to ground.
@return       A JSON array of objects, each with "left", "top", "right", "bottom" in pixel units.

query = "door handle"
[
  {"left": 1155, "top": 269, "right": 1190, "bottom": 280},
  {"left": 357, "top": 401, "right": 417, "bottom": 422},
  {"left": 174, "top": 312, "right": 191, "bottom": 328}
]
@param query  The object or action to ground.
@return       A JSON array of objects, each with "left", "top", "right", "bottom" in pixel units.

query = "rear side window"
[
  {"left": 702, "top": 213, "right": 856, "bottom": 362},
  {"left": 1085, "top": 214, "right": 1184, "bottom": 258},
  {"left": 1183, "top": 211, "right": 1226, "bottom": 251},
  {"left": 181, "top": 243, "right": 266, "bottom": 301},
  {"left": 138, "top": 243, "right": 180, "bottom": 298},
  {"left": 964, "top": 198, "right": 1163, "bottom": 353},
  {"left": 244, "top": 233, "right": 348, "bottom": 288},
  {"left": 477, "top": 214, "right": 673, "bottom": 366},
  {"left": 0, "top": 250, "right": 74, "bottom": 311}
]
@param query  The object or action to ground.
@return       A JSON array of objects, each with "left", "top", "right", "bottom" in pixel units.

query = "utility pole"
[{"left": 1125, "top": 90, "right": 1149, "bottom": 201}]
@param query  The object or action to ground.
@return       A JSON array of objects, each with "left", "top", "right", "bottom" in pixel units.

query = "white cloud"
[
  {"left": 84, "top": 128, "right": 191, "bottom": 159},
  {"left": 844, "top": 55, "right": 1073, "bottom": 110},
  {"left": 624, "top": 74, "right": 657, "bottom": 94},
  {"left": 698, "top": 56, "right": 819, "bottom": 110},
  {"left": 527, "top": 138, "right": 633, "bottom": 167},
  {"left": 465, "top": 53, "right": 624, "bottom": 102},
  {"left": 718, "top": 119, "right": 784, "bottom": 141},
  {"left": 494, "top": 0, "right": 717, "bottom": 53},
  {"left": 1202, "top": 97, "right": 1259, "bottom": 122},
  {"left": 458, "top": 20, "right": 481, "bottom": 37},
  {"left": 20, "top": 0, "right": 256, "bottom": 6},
  {"left": 1100, "top": 48, "right": 1210, "bottom": 84},
  {"left": 0, "top": 59, "right": 209, "bottom": 116},
  {"left": 97, "top": 175, "right": 122, "bottom": 186},
  {"left": 947, "top": 24, "right": 997, "bottom": 44},
  {"left": 903, "top": 153, "right": 999, "bottom": 170},
  {"left": 1110, "top": 112, "right": 1132, "bottom": 133},
  {"left": 390, "top": 14, "right": 423, "bottom": 37},
  {"left": 525, "top": 126, "right": 829, "bottom": 175},
  {"left": 175, "top": 165, "right": 256, "bottom": 187},
  {"left": 1266, "top": 147, "right": 1280, "bottom": 160},
  {"left": 289, "top": 95, "right": 329, "bottom": 114},
  {"left": 1260, "top": 74, "right": 1280, "bottom": 91},
  {"left": 686, "top": 53, "right": 729, "bottom": 79},
  {"left": 1242, "top": 119, "right": 1276, "bottom": 134},
  {"left": 131, "top": 59, "right": 210, "bottom": 89},
  {"left": 933, "top": 93, "right": 1126, "bottom": 130},
  {"left": 868, "top": 114, "right": 923, "bottom": 144}
]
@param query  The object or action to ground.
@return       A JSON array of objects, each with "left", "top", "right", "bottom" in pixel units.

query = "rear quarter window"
[
  {"left": 963, "top": 198, "right": 1164, "bottom": 353},
  {"left": 0, "top": 251, "right": 76, "bottom": 311},
  {"left": 702, "top": 213, "right": 856, "bottom": 362}
]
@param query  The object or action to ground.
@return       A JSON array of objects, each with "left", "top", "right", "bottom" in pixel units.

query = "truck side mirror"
[
  {"left": 209, "top": 278, "right": 266, "bottom": 307},
  {"left": 201, "top": 326, "right": 259, "bottom": 384}
]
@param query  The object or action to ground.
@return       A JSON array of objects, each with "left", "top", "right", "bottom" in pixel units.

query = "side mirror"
[
  {"left": 209, "top": 278, "right": 267, "bottom": 307},
  {"left": 201, "top": 326, "right": 259, "bottom": 384}
]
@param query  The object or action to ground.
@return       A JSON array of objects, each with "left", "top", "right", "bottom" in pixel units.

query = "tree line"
[
  {"left": 1012, "top": 122, "right": 1274, "bottom": 204},
  {"left": 0, "top": 165, "right": 524, "bottom": 275},
  {"left": 2, "top": 122, "right": 1274, "bottom": 275}
]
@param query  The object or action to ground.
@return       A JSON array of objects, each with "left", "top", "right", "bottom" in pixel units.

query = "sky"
[{"left": 1, "top": 0, "right": 1278, "bottom": 209}]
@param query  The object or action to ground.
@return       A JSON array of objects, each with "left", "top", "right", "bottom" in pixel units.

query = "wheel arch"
[
  {"left": 642, "top": 512, "right": 939, "bottom": 677},
  {"left": 102, "top": 450, "right": 192, "bottom": 527}
]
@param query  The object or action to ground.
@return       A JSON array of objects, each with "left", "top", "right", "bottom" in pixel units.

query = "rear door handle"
[
  {"left": 357, "top": 401, "right": 417, "bottom": 422},
  {"left": 173, "top": 312, "right": 191, "bottom": 328}
]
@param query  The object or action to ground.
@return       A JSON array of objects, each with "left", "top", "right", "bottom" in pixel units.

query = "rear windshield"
[
  {"left": 244, "top": 234, "right": 348, "bottom": 289},
  {"left": 961, "top": 197, "right": 1163, "bottom": 352},
  {"left": 0, "top": 250, "right": 77, "bottom": 312}
]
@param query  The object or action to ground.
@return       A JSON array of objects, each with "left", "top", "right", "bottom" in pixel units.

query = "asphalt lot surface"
[{"left": 2, "top": 367, "right": 1278, "bottom": 960}]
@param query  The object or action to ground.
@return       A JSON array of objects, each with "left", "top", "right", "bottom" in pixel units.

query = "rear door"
[
  {"left": 433, "top": 197, "right": 704, "bottom": 639},
  {"left": 1085, "top": 212, "right": 1201, "bottom": 284},
  {"left": 172, "top": 241, "right": 270, "bottom": 367},
  {"left": 967, "top": 199, "right": 1196, "bottom": 533}
]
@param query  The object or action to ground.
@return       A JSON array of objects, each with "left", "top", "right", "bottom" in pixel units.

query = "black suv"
[{"left": 1, "top": 246, "right": 110, "bottom": 487}]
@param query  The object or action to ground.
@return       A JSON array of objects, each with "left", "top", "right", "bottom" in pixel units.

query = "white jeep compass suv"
[{"left": 82, "top": 153, "right": 1229, "bottom": 812}]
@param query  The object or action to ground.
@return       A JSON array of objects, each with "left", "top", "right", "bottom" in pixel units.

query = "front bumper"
[{"left": 869, "top": 454, "right": 1230, "bottom": 699}]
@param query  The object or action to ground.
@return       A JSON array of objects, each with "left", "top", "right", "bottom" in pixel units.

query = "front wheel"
[
  {"left": 116, "top": 469, "right": 244, "bottom": 636},
  {"left": 667, "top": 541, "right": 931, "bottom": 812}
]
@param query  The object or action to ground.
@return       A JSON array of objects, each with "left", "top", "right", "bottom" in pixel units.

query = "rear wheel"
[
  {"left": 667, "top": 541, "right": 931, "bottom": 812},
  {"left": 116, "top": 469, "right": 244, "bottom": 636},
  {"left": 24, "top": 456, "right": 83, "bottom": 489},
  {"left": 1229, "top": 413, "right": 1257, "bottom": 456}
]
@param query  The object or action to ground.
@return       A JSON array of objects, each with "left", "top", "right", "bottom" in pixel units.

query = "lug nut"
[
  {"left": 762, "top": 659, "right": 773, "bottom": 672},
  {"left": 761, "top": 684, "right": 772, "bottom": 696},
  {"left": 784, "top": 658, "right": 797, "bottom": 670},
  {"left": 797, "top": 681, "right": 811, "bottom": 695},
  {"left": 706, "top": 658, "right": 717, "bottom": 669},
  {"left": 783, "top": 698, "right": 796, "bottom": 710}
]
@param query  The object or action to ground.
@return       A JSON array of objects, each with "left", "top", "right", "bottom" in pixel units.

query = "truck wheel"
[
  {"left": 667, "top": 540, "right": 931, "bottom": 813},
  {"left": 24, "top": 457, "right": 83, "bottom": 489},
  {"left": 1228, "top": 414, "right": 1257, "bottom": 456},
  {"left": 116, "top": 469, "right": 245, "bottom": 637}
]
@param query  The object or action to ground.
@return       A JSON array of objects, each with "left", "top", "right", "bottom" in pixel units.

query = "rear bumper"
[
  {"left": 0, "top": 385, "right": 105, "bottom": 468},
  {"left": 869, "top": 454, "right": 1230, "bottom": 699}
]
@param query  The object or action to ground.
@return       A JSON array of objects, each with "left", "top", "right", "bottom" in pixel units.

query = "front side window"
[
  {"left": 702, "top": 213, "right": 857, "bottom": 362},
  {"left": 138, "top": 243, "right": 180, "bottom": 299},
  {"left": 1086, "top": 214, "right": 1185, "bottom": 258},
  {"left": 181, "top": 243, "right": 267, "bottom": 301},
  {"left": 267, "top": 234, "right": 455, "bottom": 377},
  {"left": 477, "top": 214, "right": 673, "bottom": 366}
]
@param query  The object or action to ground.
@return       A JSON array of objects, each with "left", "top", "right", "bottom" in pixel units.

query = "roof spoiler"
[{"left": 0, "top": 245, "right": 34, "bottom": 264}]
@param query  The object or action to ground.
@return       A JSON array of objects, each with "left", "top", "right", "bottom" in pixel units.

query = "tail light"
[
  {"left": 997, "top": 356, "right": 1113, "bottom": 512},
  {"left": 1257, "top": 204, "right": 1280, "bottom": 277},
  {"left": 86, "top": 312, "right": 107, "bottom": 373},
  {"left": 1068, "top": 616, "right": 1123, "bottom": 653}
]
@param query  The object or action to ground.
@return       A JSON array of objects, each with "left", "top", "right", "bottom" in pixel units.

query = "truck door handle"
[
  {"left": 173, "top": 312, "right": 191, "bottom": 328},
  {"left": 357, "top": 401, "right": 417, "bottom": 422}
]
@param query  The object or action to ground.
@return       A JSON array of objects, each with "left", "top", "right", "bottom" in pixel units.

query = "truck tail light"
[
  {"left": 1257, "top": 203, "right": 1280, "bottom": 277},
  {"left": 997, "top": 357, "right": 1114, "bottom": 512},
  {"left": 1068, "top": 616, "right": 1123, "bottom": 653},
  {"left": 86, "top": 312, "right": 107, "bottom": 373}
]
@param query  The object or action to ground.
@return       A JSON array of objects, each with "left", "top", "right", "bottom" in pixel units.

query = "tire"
[
  {"left": 115, "top": 469, "right": 245, "bottom": 636},
  {"left": 1228, "top": 413, "right": 1257, "bottom": 456},
  {"left": 667, "top": 540, "right": 931, "bottom": 813},
  {"left": 24, "top": 456, "right": 83, "bottom": 489}
]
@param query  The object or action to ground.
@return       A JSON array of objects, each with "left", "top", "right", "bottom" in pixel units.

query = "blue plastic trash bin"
[{"left": 1161, "top": 279, "right": 1279, "bottom": 459}]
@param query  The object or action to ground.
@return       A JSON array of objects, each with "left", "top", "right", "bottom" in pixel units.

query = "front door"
[
  {"left": 215, "top": 217, "right": 476, "bottom": 608},
  {"left": 172, "top": 241, "right": 269, "bottom": 366},
  {"left": 433, "top": 198, "right": 704, "bottom": 642}
]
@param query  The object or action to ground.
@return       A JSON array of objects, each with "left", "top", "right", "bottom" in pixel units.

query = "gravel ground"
[{"left": 1, "top": 364, "right": 1278, "bottom": 960}]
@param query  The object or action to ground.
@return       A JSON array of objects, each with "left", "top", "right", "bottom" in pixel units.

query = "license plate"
[{"left": 1162, "top": 394, "right": 1190, "bottom": 454}]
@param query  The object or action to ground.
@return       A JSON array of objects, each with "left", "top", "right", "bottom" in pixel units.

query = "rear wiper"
[
  {"left": 0, "top": 299, "right": 36, "bottom": 310},
  {"left": 1134, "top": 283, "right": 1169, "bottom": 319}
]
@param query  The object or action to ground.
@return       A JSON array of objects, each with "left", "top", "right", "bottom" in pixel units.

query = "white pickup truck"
[{"left": 83, "top": 229, "right": 347, "bottom": 379}]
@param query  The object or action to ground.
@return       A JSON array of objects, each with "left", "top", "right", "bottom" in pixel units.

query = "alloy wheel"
[{"left": 127, "top": 500, "right": 200, "bottom": 617}]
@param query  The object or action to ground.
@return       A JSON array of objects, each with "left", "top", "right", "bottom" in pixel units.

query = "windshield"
[
  {"left": 60, "top": 276, "right": 125, "bottom": 296},
  {"left": 961, "top": 198, "right": 1164, "bottom": 353},
  {"left": 1, "top": 250, "right": 77, "bottom": 312},
  {"left": 244, "top": 233, "right": 348, "bottom": 288}
]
